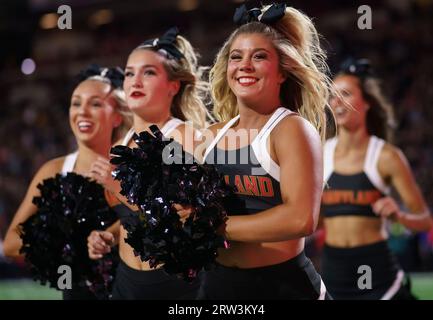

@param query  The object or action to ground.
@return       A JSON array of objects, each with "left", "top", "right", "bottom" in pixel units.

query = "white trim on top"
[{"left": 61, "top": 151, "right": 78, "bottom": 175}]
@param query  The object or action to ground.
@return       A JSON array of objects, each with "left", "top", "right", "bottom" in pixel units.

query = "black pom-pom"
[
  {"left": 110, "top": 126, "right": 233, "bottom": 281},
  {"left": 19, "top": 172, "right": 119, "bottom": 299}
]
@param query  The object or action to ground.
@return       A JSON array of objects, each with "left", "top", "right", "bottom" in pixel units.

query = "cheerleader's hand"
[
  {"left": 87, "top": 230, "right": 115, "bottom": 260},
  {"left": 88, "top": 157, "right": 120, "bottom": 193},
  {"left": 172, "top": 203, "right": 195, "bottom": 223},
  {"left": 372, "top": 196, "right": 402, "bottom": 221}
]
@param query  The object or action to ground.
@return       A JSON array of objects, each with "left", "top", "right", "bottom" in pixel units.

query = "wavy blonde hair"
[
  {"left": 109, "top": 87, "right": 133, "bottom": 142},
  {"left": 210, "top": 6, "right": 333, "bottom": 140},
  {"left": 135, "top": 35, "right": 212, "bottom": 128}
]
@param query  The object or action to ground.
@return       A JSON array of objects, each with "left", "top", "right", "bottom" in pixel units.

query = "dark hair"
[{"left": 338, "top": 58, "right": 396, "bottom": 142}]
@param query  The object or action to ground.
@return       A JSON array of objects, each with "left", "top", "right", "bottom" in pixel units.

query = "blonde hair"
[
  {"left": 109, "top": 88, "right": 133, "bottom": 142},
  {"left": 210, "top": 6, "right": 333, "bottom": 140},
  {"left": 134, "top": 35, "right": 212, "bottom": 128}
]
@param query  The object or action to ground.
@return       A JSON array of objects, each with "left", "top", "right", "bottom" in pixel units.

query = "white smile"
[
  {"left": 77, "top": 121, "right": 93, "bottom": 130},
  {"left": 335, "top": 106, "right": 347, "bottom": 116},
  {"left": 237, "top": 77, "right": 258, "bottom": 85}
]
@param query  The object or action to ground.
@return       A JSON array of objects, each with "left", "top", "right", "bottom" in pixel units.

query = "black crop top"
[
  {"left": 205, "top": 145, "right": 282, "bottom": 215},
  {"left": 321, "top": 172, "right": 384, "bottom": 218}
]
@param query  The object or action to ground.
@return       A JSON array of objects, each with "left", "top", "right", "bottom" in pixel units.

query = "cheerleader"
[
  {"left": 3, "top": 65, "right": 132, "bottom": 299},
  {"left": 320, "top": 58, "right": 432, "bottom": 299},
  {"left": 87, "top": 27, "right": 209, "bottom": 300},
  {"left": 195, "top": 3, "right": 332, "bottom": 299}
]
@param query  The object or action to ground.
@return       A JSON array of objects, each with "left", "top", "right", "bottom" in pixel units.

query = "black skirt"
[
  {"left": 111, "top": 259, "right": 200, "bottom": 300},
  {"left": 321, "top": 241, "right": 415, "bottom": 300}
]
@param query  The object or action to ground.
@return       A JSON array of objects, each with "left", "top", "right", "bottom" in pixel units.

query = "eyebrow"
[
  {"left": 125, "top": 64, "right": 159, "bottom": 70},
  {"left": 337, "top": 86, "right": 352, "bottom": 92},
  {"left": 229, "top": 48, "right": 271, "bottom": 54}
]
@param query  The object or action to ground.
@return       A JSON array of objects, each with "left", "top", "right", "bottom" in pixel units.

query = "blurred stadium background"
[{"left": 1, "top": 0, "right": 433, "bottom": 299}]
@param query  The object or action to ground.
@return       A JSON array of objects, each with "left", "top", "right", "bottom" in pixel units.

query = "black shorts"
[
  {"left": 111, "top": 259, "right": 200, "bottom": 300},
  {"left": 321, "top": 241, "right": 415, "bottom": 300},
  {"left": 197, "top": 251, "right": 330, "bottom": 300}
]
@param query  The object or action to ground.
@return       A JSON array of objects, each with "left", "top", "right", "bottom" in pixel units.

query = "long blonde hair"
[
  {"left": 109, "top": 87, "right": 133, "bottom": 142},
  {"left": 134, "top": 35, "right": 211, "bottom": 128},
  {"left": 210, "top": 6, "right": 333, "bottom": 140}
]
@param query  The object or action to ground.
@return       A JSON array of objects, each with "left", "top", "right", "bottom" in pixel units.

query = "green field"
[
  {"left": 1, "top": 274, "right": 433, "bottom": 300},
  {"left": 0, "top": 279, "right": 62, "bottom": 300}
]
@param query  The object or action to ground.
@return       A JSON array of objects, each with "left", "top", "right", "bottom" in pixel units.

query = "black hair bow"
[
  {"left": 138, "top": 27, "right": 184, "bottom": 60},
  {"left": 78, "top": 63, "right": 124, "bottom": 89},
  {"left": 339, "top": 58, "right": 375, "bottom": 78},
  {"left": 233, "top": 1, "right": 286, "bottom": 26}
]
